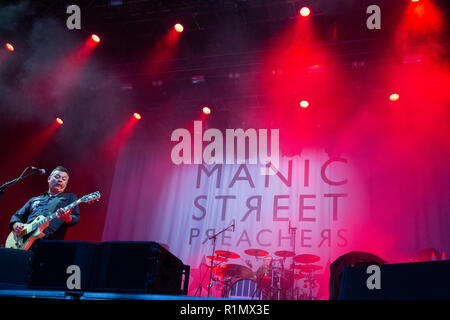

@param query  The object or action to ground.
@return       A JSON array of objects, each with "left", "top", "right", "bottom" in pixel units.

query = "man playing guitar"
[{"left": 9, "top": 166, "right": 80, "bottom": 244}]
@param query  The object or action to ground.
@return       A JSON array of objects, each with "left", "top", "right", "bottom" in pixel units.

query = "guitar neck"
[{"left": 34, "top": 199, "right": 81, "bottom": 228}]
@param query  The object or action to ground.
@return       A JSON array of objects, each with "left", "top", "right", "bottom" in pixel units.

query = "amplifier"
[
  {"left": 28, "top": 240, "right": 97, "bottom": 290},
  {"left": 0, "top": 247, "right": 34, "bottom": 289},
  {"left": 339, "top": 260, "right": 450, "bottom": 299},
  {"left": 90, "top": 241, "right": 189, "bottom": 295}
]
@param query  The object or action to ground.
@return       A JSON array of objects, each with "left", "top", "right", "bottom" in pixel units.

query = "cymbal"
[
  {"left": 206, "top": 256, "right": 228, "bottom": 262},
  {"left": 222, "top": 264, "right": 254, "bottom": 279},
  {"left": 295, "top": 264, "right": 323, "bottom": 272},
  {"left": 244, "top": 249, "right": 269, "bottom": 257},
  {"left": 215, "top": 250, "right": 240, "bottom": 259},
  {"left": 274, "top": 250, "right": 296, "bottom": 258},
  {"left": 293, "top": 254, "right": 320, "bottom": 264}
]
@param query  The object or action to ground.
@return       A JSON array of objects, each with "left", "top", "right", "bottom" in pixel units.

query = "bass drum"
[
  {"left": 228, "top": 279, "right": 261, "bottom": 300},
  {"left": 257, "top": 267, "right": 294, "bottom": 289}
]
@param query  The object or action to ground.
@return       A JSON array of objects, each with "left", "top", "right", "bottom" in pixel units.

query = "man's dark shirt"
[{"left": 9, "top": 192, "right": 80, "bottom": 240}]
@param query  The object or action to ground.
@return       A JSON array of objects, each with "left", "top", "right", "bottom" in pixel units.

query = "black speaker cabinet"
[
  {"left": 90, "top": 241, "right": 189, "bottom": 295},
  {"left": 28, "top": 240, "right": 97, "bottom": 290},
  {"left": 339, "top": 260, "right": 450, "bottom": 299},
  {"left": 0, "top": 247, "right": 34, "bottom": 289}
]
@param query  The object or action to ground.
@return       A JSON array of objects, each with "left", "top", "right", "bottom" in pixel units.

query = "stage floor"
[{"left": 0, "top": 289, "right": 226, "bottom": 300}]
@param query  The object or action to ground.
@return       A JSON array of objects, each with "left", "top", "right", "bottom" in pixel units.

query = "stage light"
[
  {"left": 5, "top": 43, "right": 14, "bottom": 51},
  {"left": 299, "top": 7, "right": 311, "bottom": 17},
  {"left": 56, "top": 117, "right": 64, "bottom": 125},
  {"left": 389, "top": 93, "right": 400, "bottom": 102},
  {"left": 133, "top": 113, "right": 142, "bottom": 120},
  {"left": 91, "top": 34, "right": 101, "bottom": 43},
  {"left": 202, "top": 106, "right": 211, "bottom": 115},
  {"left": 411, "top": 0, "right": 420, "bottom": 2},
  {"left": 174, "top": 23, "right": 184, "bottom": 33},
  {"left": 299, "top": 100, "right": 309, "bottom": 108}
]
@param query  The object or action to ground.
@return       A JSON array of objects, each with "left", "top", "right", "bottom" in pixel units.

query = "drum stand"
[
  {"left": 303, "top": 269, "right": 316, "bottom": 300},
  {"left": 205, "top": 222, "right": 234, "bottom": 297},
  {"left": 194, "top": 261, "right": 224, "bottom": 297},
  {"left": 288, "top": 222, "right": 297, "bottom": 300}
]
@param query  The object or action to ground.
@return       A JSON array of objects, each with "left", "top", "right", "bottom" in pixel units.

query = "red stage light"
[
  {"left": 174, "top": 23, "right": 184, "bottom": 33},
  {"left": 299, "top": 100, "right": 309, "bottom": 108},
  {"left": 133, "top": 113, "right": 142, "bottom": 120},
  {"left": 91, "top": 34, "right": 101, "bottom": 43},
  {"left": 5, "top": 43, "right": 14, "bottom": 51},
  {"left": 299, "top": 7, "right": 311, "bottom": 17},
  {"left": 202, "top": 106, "right": 211, "bottom": 115},
  {"left": 56, "top": 117, "right": 64, "bottom": 125},
  {"left": 389, "top": 93, "right": 400, "bottom": 102}
]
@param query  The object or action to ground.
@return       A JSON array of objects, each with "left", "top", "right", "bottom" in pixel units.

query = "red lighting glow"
[
  {"left": 299, "top": 7, "right": 311, "bottom": 17},
  {"left": 133, "top": 113, "right": 142, "bottom": 120},
  {"left": 5, "top": 43, "right": 14, "bottom": 51},
  {"left": 174, "top": 23, "right": 184, "bottom": 33},
  {"left": 202, "top": 106, "right": 211, "bottom": 115},
  {"left": 299, "top": 100, "right": 310, "bottom": 108},
  {"left": 56, "top": 117, "right": 64, "bottom": 125},
  {"left": 91, "top": 34, "right": 101, "bottom": 43},
  {"left": 389, "top": 93, "right": 400, "bottom": 102}
]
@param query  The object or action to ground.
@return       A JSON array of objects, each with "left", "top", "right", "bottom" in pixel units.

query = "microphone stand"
[
  {"left": 0, "top": 167, "right": 37, "bottom": 202},
  {"left": 206, "top": 221, "right": 234, "bottom": 298},
  {"left": 288, "top": 221, "right": 297, "bottom": 300}
]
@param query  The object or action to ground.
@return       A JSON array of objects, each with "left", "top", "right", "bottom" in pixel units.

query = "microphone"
[
  {"left": 232, "top": 219, "right": 235, "bottom": 232},
  {"left": 31, "top": 167, "right": 46, "bottom": 175}
]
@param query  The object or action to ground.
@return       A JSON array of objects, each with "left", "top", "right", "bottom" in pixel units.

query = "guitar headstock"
[{"left": 79, "top": 191, "right": 101, "bottom": 204}]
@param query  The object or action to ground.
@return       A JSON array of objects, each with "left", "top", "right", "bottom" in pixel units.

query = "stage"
[
  {"left": 0, "top": 289, "right": 222, "bottom": 300},
  {"left": 0, "top": 0, "right": 449, "bottom": 305}
]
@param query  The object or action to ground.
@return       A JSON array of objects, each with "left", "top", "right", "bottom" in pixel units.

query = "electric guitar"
[{"left": 5, "top": 191, "right": 101, "bottom": 250}]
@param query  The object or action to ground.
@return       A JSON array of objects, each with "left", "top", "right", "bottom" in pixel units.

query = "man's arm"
[{"left": 56, "top": 193, "right": 80, "bottom": 226}]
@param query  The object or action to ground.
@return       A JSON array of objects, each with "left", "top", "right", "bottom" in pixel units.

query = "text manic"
[{"left": 189, "top": 159, "right": 349, "bottom": 249}]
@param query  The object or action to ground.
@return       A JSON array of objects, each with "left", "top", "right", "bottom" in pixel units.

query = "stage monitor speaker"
[
  {"left": 339, "top": 260, "right": 450, "bottom": 299},
  {"left": 0, "top": 247, "right": 34, "bottom": 289},
  {"left": 90, "top": 241, "right": 189, "bottom": 295},
  {"left": 329, "top": 251, "right": 386, "bottom": 300},
  {"left": 28, "top": 240, "right": 97, "bottom": 291}
]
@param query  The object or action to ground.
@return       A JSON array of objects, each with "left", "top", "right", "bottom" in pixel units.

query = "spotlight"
[
  {"left": 91, "top": 34, "right": 101, "bottom": 43},
  {"left": 299, "top": 7, "right": 311, "bottom": 17},
  {"left": 133, "top": 113, "right": 142, "bottom": 120},
  {"left": 411, "top": 0, "right": 420, "bottom": 2},
  {"left": 389, "top": 93, "right": 400, "bottom": 102},
  {"left": 174, "top": 23, "right": 184, "bottom": 33},
  {"left": 56, "top": 117, "right": 64, "bottom": 125},
  {"left": 299, "top": 100, "right": 309, "bottom": 108},
  {"left": 202, "top": 106, "right": 211, "bottom": 115},
  {"left": 5, "top": 43, "right": 14, "bottom": 51}
]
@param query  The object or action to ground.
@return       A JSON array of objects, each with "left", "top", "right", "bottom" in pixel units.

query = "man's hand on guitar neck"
[{"left": 56, "top": 208, "right": 73, "bottom": 223}]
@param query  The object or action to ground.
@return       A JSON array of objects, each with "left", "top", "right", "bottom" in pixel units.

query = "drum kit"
[{"left": 200, "top": 249, "right": 323, "bottom": 300}]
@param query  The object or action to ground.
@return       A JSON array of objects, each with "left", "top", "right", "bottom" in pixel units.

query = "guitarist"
[{"left": 9, "top": 166, "right": 80, "bottom": 243}]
